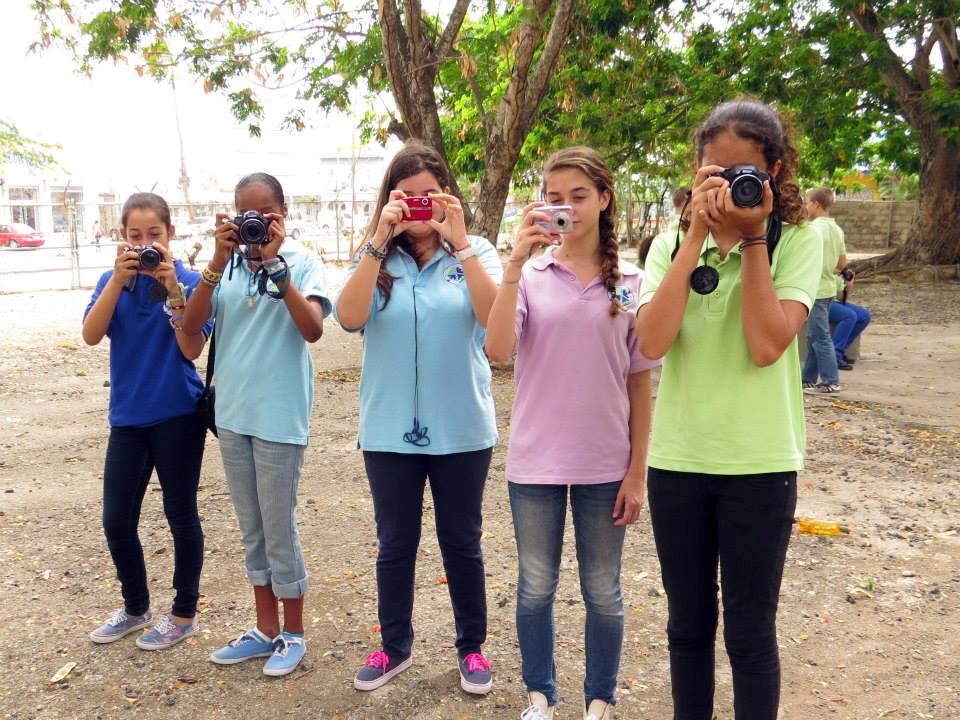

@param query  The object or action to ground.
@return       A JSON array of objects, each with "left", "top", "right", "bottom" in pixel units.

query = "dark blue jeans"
[
  {"left": 647, "top": 468, "right": 797, "bottom": 720},
  {"left": 363, "top": 448, "right": 492, "bottom": 660},
  {"left": 829, "top": 301, "right": 871, "bottom": 361},
  {"left": 102, "top": 412, "right": 206, "bottom": 618},
  {"left": 509, "top": 480, "right": 626, "bottom": 708},
  {"left": 803, "top": 297, "right": 839, "bottom": 385}
]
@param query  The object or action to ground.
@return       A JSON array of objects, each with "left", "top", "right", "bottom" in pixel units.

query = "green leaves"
[{"left": 0, "top": 119, "right": 60, "bottom": 169}]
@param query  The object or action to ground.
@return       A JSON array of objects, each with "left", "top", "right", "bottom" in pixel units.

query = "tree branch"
[
  {"left": 934, "top": 17, "right": 959, "bottom": 89},
  {"left": 431, "top": 0, "right": 470, "bottom": 67},
  {"left": 521, "top": 0, "right": 576, "bottom": 130},
  {"left": 848, "top": 3, "right": 926, "bottom": 125}
]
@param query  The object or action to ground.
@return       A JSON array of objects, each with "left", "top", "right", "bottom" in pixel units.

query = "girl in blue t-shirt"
[
  {"left": 83, "top": 192, "right": 209, "bottom": 651},
  {"left": 334, "top": 142, "right": 502, "bottom": 695},
  {"left": 182, "top": 172, "right": 329, "bottom": 678}
]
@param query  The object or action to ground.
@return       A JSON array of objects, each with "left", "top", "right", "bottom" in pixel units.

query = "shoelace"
[
  {"left": 520, "top": 705, "right": 551, "bottom": 720},
  {"left": 106, "top": 609, "right": 129, "bottom": 627},
  {"left": 272, "top": 634, "right": 303, "bottom": 658},
  {"left": 462, "top": 653, "right": 490, "bottom": 673},
  {"left": 227, "top": 631, "right": 260, "bottom": 648},
  {"left": 364, "top": 651, "right": 389, "bottom": 671},
  {"left": 153, "top": 615, "right": 176, "bottom": 635}
]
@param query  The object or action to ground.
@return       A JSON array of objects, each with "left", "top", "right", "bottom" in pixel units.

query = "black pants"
[
  {"left": 363, "top": 448, "right": 492, "bottom": 660},
  {"left": 647, "top": 467, "right": 797, "bottom": 720},
  {"left": 102, "top": 412, "right": 206, "bottom": 618}
]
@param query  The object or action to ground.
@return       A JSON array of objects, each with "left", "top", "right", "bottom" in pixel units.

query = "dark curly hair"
[
  {"left": 542, "top": 146, "right": 622, "bottom": 317},
  {"left": 695, "top": 98, "right": 806, "bottom": 226}
]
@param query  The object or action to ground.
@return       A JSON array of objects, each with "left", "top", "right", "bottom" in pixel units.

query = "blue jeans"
[
  {"left": 829, "top": 301, "right": 871, "bottom": 361},
  {"left": 802, "top": 298, "right": 839, "bottom": 385},
  {"left": 218, "top": 428, "right": 308, "bottom": 599},
  {"left": 509, "top": 481, "right": 626, "bottom": 708}
]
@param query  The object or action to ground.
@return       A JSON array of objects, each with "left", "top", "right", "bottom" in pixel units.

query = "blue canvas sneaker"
[{"left": 209, "top": 628, "right": 275, "bottom": 665}]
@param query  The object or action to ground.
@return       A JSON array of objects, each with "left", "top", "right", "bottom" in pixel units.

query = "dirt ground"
[{"left": 1, "top": 278, "right": 958, "bottom": 720}]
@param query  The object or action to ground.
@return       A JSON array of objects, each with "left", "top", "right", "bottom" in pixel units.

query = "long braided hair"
[{"left": 543, "top": 146, "right": 622, "bottom": 317}]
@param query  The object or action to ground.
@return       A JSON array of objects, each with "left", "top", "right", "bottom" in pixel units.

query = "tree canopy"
[{"left": 31, "top": 0, "right": 960, "bottom": 264}]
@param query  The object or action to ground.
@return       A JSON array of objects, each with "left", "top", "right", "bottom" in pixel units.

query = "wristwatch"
[{"left": 453, "top": 244, "right": 477, "bottom": 262}]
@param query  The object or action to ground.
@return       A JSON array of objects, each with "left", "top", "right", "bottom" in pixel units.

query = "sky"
[{"left": 1, "top": 2, "right": 396, "bottom": 200}]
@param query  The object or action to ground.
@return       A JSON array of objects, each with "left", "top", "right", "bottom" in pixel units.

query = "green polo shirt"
[
  {"left": 638, "top": 222, "right": 822, "bottom": 474},
  {"left": 811, "top": 216, "right": 845, "bottom": 299}
]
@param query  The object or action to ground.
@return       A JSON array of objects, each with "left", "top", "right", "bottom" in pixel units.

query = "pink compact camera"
[
  {"left": 537, "top": 205, "right": 574, "bottom": 235},
  {"left": 403, "top": 195, "right": 433, "bottom": 221}
]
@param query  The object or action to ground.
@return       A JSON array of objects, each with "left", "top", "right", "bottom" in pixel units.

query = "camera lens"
[
  {"left": 139, "top": 246, "right": 162, "bottom": 269},
  {"left": 239, "top": 216, "right": 267, "bottom": 244},
  {"left": 730, "top": 176, "right": 764, "bottom": 208},
  {"left": 554, "top": 211, "right": 571, "bottom": 231}
]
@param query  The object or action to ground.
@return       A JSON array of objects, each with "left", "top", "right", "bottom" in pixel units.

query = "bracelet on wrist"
[
  {"left": 201, "top": 266, "right": 223, "bottom": 286},
  {"left": 739, "top": 232, "right": 767, "bottom": 243},
  {"left": 739, "top": 238, "right": 767, "bottom": 250},
  {"left": 363, "top": 241, "right": 389, "bottom": 261}
]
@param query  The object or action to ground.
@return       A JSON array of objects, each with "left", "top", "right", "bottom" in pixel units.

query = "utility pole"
[{"left": 171, "top": 77, "right": 193, "bottom": 221}]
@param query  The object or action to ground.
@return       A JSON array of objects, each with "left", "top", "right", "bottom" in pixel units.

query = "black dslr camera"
[
  {"left": 128, "top": 245, "right": 163, "bottom": 269},
  {"left": 232, "top": 210, "right": 272, "bottom": 245},
  {"left": 714, "top": 165, "right": 770, "bottom": 208},
  {"left": 840, "top": 268, "right": 855, "bottom": 281}
]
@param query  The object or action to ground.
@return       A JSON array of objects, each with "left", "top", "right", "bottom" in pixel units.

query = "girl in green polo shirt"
[{"left": 635, "top": 98, "right": 821, "bottom": 720}]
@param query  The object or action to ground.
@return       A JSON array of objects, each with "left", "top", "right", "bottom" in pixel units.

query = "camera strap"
[{"left": 670, "top": 178, "right": 783, "bottom": 295}]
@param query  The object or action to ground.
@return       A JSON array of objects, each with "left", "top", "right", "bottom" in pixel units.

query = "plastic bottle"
[{"left": 796, "top": 517, "right": 850, "bottom": 536}]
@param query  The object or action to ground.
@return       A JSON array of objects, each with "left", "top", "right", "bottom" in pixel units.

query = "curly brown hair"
[
  {"left": 694, "top": 98, "right": 806, "bottom": 226},
  {"left": 542, "top": 146, "right": 622, "bottom": 317},
  {"left": 366, "top": 141, "right": 455, "bottom": 309}
]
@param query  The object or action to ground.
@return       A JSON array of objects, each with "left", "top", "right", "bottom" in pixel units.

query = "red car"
[{"left": 0, "top": 223, "right": 45, "bottom": 248}]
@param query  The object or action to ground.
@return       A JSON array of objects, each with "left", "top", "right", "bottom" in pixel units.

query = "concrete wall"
[{"left": 831, "top": 200, "right": 917, "bottom": 250}]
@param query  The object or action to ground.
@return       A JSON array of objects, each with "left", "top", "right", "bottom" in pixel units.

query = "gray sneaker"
[
  {"left": 135, "top": 614, "right": 199, "bottom": 650},
  {"left": 89, "top": 608, "right": 153, "bottom": 644},
  {"left": 804, "top": 383, "right": 841, "bottom": 394}
]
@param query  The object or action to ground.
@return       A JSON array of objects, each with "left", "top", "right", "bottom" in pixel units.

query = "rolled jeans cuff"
[{"left": 272, "top": 572, "right": 309, "bottom": 599}]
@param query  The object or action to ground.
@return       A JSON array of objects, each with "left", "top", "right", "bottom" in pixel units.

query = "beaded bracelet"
[{"left": 201, "top": 266, "right": 223, "bottom": 287}]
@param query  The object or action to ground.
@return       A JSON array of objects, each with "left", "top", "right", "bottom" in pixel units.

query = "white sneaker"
[
  {"left": 585, "top": 698, "right": 613, "bottom": 720},
  {"left": 521, "top": 691, "right": 555, "bottom": 720}
]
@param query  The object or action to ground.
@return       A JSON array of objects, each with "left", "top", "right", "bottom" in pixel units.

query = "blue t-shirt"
[
  {"left": 333, "top": 235, "right": 503, "bottom": 455},
  {"left": 85, "top": 261, "right": 211, "bottom": 427},
  {"left": 210, "top": 244, "right": 331, "bottom": 446}
]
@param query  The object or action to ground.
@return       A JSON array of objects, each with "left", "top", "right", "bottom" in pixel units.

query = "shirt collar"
[{"left": 530, "top": 246, "right": 640, "bottom": 275}]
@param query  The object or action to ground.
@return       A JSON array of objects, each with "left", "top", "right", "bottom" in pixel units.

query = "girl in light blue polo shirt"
[
  {"left": 182, "top": 173, "right": 330, "bottom": 677},
  {"left": 334, "top": 142, "right": 503, "bottom": 696}
]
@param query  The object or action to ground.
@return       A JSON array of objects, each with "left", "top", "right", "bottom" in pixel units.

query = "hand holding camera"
[
  {"left": 511, "top": 202, "right": 561, "bottom": 263},
  {"left": 110, "top": 243, "right": 142, "bottom": 288},
  {"left": 424, "top": 193, "right": 469, "bottom": 251},
  {"left": 370, "top": 190, "right": 415, "bottom": 251},
  {"left": 689, "top": 164, "right": 772, "bottom": 239}
]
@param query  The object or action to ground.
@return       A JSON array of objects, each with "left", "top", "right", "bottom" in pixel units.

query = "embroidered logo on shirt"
[
  {"left": 609, "top": 285, "right": 635, "bottom": 308},
  {"left": 444, "top": 264, "right": 466, "bottom": 284}
]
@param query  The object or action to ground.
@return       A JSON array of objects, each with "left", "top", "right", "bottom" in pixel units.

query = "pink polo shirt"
[{"left": 507, "top": 248, "right": 660, "bottom": 485}]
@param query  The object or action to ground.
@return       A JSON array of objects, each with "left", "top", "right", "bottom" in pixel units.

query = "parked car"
[{"left": 0, "top": 223, "right": 45, "bottom": 249}]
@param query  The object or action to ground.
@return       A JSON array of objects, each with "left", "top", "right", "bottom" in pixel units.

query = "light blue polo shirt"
[
  {"left": 333, "top": 235, "right": 503, "bottom": 454},
  {"left": 210, "top": 244, "right": 331, "bottom": 446}
]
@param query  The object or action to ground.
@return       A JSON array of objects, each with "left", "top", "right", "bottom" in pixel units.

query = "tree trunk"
[
  {"left": 469, "top": 0, "right": 576, "bottom": 241},
  {"left": 895, "top": 132, "right": 960, "bottom": 266},
  {"left": 854, "top": 132, "right": 960, "bottom": 273}
]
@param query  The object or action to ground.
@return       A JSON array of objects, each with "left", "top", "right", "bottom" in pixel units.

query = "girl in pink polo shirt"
[{"left": 486, "top": 146, "right": 659, "bottom": 720}]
